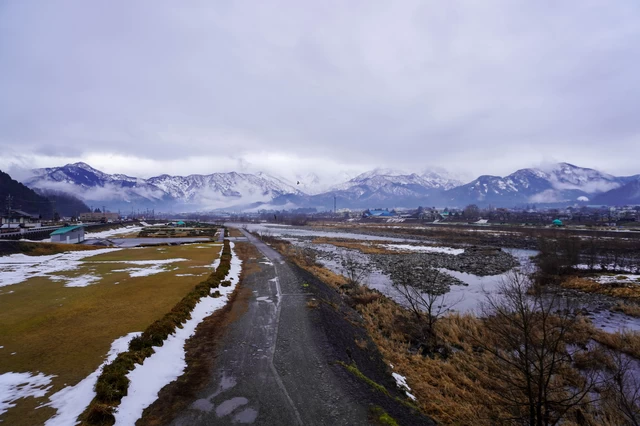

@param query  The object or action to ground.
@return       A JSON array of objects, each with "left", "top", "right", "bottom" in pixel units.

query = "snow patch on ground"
[
  {"left": 0, "top": 248, "right": 121, "bottom": 288},
  {"left": 383, "top": 244, "right": 464, "bottom": 255},
  {"left": 63, "top": 274, "right": 101, "bottom": 288},
  {"left": 0, "top": 372, "right": 55, "bottom": 416},
  {"left": 113, "top": 265, "right": 168, "bottom": 278},
  {"left": 84, "top": 226, "right": 143, "bottom": 239},
  {"left": 591, "top": 274, "right": 640, "bottom": 285},
  {"left": 44, "top": 332, "right": 140, "bottom": 426},
  {"left": 392, "top": 372, "right": 416, "bottom": 401},
  {"left": 211, "top": 244, "right": 225, "bottom": 271},
  {"left": 113, "top": 242, "right": 243, "bottom": 425}
]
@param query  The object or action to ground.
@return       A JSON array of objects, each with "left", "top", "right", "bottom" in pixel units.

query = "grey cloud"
[{"left": 1, "top": 0, "right": 639, "bottom": 179}]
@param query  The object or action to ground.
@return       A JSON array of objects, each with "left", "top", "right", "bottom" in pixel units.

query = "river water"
[{"left": 236, "top": 223, "right": 640, "bottom": 333}]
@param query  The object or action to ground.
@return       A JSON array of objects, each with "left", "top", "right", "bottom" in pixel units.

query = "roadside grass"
[
  {"left": 0, "top": 243, "right": 221, "bottom": 426},
  {"left": 561, "top": 276, "right": 640, "bottom": 299}
]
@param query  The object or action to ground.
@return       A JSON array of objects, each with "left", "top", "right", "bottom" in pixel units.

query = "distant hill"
[
  {"left": 593, "top": 177, "right": 640, "bottom": 205},
  {"left": 34, "top": 189, "right": 90, "bottom": 218},
  {"left": 0, "top": 169, "right": 52, "bottom": 218}
]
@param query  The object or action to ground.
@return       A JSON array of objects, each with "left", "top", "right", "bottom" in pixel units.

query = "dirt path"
[{"left": 168, "top": 230, "right": 370, "bottom": 425}]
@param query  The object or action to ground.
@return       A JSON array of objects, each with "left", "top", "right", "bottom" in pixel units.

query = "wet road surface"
[{"left": 170, "top": 229, "right": 368, "bottom": 425}]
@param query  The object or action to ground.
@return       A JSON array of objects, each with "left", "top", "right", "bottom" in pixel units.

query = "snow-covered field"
[
  {"left": 113, "top": 242, "right": 241, "bottom": 425},
  {"left": 0, "top": 249, "right": 189, "bottom": 288},
  {"left": 0, "top": 241, "right": 232, "bottom": 424},
  {"left": 0, "top": 248, "right": 121, "bottom": 288}
]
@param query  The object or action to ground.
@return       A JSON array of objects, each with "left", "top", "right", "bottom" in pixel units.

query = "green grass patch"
[{"left": 369, "top": 406, "right": 400, "bottom": 426}]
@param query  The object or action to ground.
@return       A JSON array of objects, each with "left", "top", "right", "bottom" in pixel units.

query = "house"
[
  {"left": 1, "top": 209, "right": 41, "bottom": 229},
  {"left": 363, "top": 209, "right": 396, "bottom": 218},
  {"left": 50, "top": 225, "right": 85, "bottom": 244},
  {"left": 79, "top": 212, "right": 120, "bottom": 222}
]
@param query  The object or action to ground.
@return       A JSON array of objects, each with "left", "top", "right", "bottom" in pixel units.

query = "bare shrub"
[
  {"left": 339, "top": 251, "right": 370, "bottom": 288},
  {"left": 479, "top": 268, "right": 600, "bottom": 425},
  {"left": 390, "top": 257, "right": 460, "bottom": 350}
]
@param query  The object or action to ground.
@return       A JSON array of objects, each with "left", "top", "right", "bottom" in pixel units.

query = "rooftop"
[{"left": 50, "top": 225, "right": 84, "bottom": 235}]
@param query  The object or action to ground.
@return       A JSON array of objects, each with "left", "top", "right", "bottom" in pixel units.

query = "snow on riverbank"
[
  {"left": 0, "top": 248, "right": 121, "bottom": 288},
  {"left": 0, "top": 372, "right": 54, "bottom": 416},
  {"left": 113, "top": 242, "right": 242, "bottom": 425},
  {"left": 382, "top": 244, "right": 464, "bottom": 255},
  {"left": 43, "top": 332, "right": 140, "bottom": 426}
]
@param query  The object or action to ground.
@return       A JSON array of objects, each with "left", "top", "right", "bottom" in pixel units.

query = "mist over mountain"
[{"left": 21, "top": 162, "right": 640, "bottom": 213}]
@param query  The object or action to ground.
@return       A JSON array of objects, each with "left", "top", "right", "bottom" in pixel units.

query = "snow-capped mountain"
[
  {"left": 22, "top": 162, "right": 640, "bottom": 211},
  {"left": 444, "top": 163, "right": 632, "bottom": 206},
  {"left": 331, "top": 168, "right": 461, "bottom": 192},
  {"left": 25, "top": 163, "right": 302, "bottom": 210},
  {"left": 147, "top": 172, "right": 300, "bottom": 202},
  {"left": 26, "top": 162, "right": 167, "bottom": 204},
  {"left": 266, "top": 168, "right": 462, "bottom": 210}
]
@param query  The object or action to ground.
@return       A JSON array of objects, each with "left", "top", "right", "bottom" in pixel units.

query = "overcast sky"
[{"left": 1, "top": 0, "right": 639, "bottom": 184}]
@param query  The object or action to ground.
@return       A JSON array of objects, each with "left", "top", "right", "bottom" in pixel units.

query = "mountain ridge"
[{"left": 22, "top": 162, "right": 640, "bottom": 211}]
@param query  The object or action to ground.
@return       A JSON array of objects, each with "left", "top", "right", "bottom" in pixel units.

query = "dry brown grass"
[
  {"left": 612, "top": 302, "right": 640, "bottom": 318},
  {"left": 228, "top": 227, "right": 244, "bottom": 237},
  {"left": 266, "top": 234, "right": 626, "bottom": 425},
  {"left": 17, "top": 241, "right": 102, "bottom": 256},
  {"left": 311, "top": 237, "right": 400, "bottom": 255},
  {"left": 562, "top": 276, "right": 640, "bottom": 299}
]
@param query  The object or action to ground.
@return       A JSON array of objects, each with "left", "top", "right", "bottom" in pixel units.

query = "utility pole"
[{"left": 5, "top": 194, "right": 12, "bottom": 225}]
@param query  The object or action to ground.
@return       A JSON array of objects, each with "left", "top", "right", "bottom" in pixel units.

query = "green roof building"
[{"left": 50, "top": 225, "right": 85, "bottom": 244}]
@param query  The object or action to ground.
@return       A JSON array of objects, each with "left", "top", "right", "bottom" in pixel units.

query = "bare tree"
[
  {"left": 601, "top": 349, "right": 640, "bottom": 425},
  {"left": 390, "top": 257, "right": 459, "bottom": 346},
  {"left": 339, "top": 251, "right": 369, "bottom": 288},
  {"left": 479, "top": 269, "right": 600, "bottom": 426}
]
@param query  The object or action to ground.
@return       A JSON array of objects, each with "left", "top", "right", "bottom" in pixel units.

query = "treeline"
[
  {"left": 0, "top": 169, "right": 51, "bottom": 217},
  {"left": 35, "top": 189, "right": 90, "bottom": 218},
  {"left": 0, "top": 170, "right": 90, "bottom": 219},
  {"left": 537, "top": 232, "right": 640, "bottom": 280}
]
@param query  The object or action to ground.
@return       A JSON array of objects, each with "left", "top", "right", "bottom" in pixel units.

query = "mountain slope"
[
  {"left": 593, "top": 177, "right": 640, "bottom": 205},
  {"left": 25, "top": 163, "right": 304, "bottom": 210},
  {"left": 444, "top": 163, "right": 628, "bottom": 207},
  {"left": 1, "top": 169, "right": 52, "bottom": 218}
]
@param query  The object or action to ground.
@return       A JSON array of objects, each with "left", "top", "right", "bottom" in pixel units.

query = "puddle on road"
[
  {"left": 216, "top": 397, "right": 249, "bottom": 417},
  {"left": 233, "top": 407, "right": 259, "bottom": 423}
]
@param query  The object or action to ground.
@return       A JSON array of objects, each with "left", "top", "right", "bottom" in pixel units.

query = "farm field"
[{"left": 0, "top": 242, "right": 222, "bottom": 425}]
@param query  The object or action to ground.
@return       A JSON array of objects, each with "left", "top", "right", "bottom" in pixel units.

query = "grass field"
[{"left": 0, "top": 242, "right": 222, "bottom": 425}]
